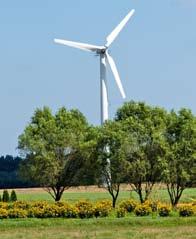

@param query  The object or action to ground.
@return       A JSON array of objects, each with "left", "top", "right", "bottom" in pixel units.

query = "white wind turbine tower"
[{"left": 54, "top": 9, "right": 135, "bottom": 124}]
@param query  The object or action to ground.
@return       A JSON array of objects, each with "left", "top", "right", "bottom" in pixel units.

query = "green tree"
[
  {"left": 18, "top": 106, "right": 89, "bottom": 201},
  {"left": 116, "top": 101, "right": 168, "bottom": 203},
  {"left": 2, "top": 189, "right": 9, "bottom": 202},
  {"left": 10, "top": 190, "right": 17, "bottom": 202},
  {"left": 164, "top": 109, "right": 196, "bottom": 206},
  {"left": 95, "top": 121, "right": 128, "bottom": 208}
]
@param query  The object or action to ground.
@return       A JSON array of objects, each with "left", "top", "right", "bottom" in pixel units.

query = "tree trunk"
[
  {"left": 55, "top": 190, "right": 62, "bottom": 201},
  {"left": 167, "top": 183, "right": 184, "bottom": 207},
  {"left": 112, "top": 194, "right": 117, "bottom": 208},
  {"left": 138, "top": 188, "right": 144, "bottom": 203}
]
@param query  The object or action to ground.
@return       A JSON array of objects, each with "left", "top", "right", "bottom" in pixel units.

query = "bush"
[
  {"left": 75, "top": 200, "right": 94, "bottom": 219},
  {"left": 134, "top": 204, "right": 152, "bottom": 216},
  {"left": 116, "top": 207, "right": 126, "bottom": 218},
  {"left": 27, "top": 207, "right": 45, "bottom": 218},
  {"left": 94, "top": 200, "right": 112, "bottom": 218},
  {"left": 0, "top": 202, "right": 9, "bottom": 209},
  {"left": 8, "top": 208, "right": 27, "bottom": 218},
  {"left": 10, "top": 190, "right": 17, "bottom": 202},
  {"left": 58, "top": 204, "right": 78, "bottom": 218},
  {"left": 158, "top": 204, "right": 171, "bottom": 217},
  {"left": 42, "top": 204, "right": 60, "bottom": 218},
  {"left": 31, "top": 201, "right": 48, "bottom": 209},
  {"left": 119, "top": 199, "right": 137, "bottom": 213},
  {"left": 12, "top": 201, "right": 30, "bottom": 210},
  {"left": 0, "top": 194, "right": 1, "bottom": 202},
  {"left": 179, "top": 205, "right": 194, "bottom": 217},
  {"left": 144, "top": 200, "right": 159, "bottom": 212},
  {"left": 2, "top": 190, "right": 9, "bottom": 202},
  {"left": 0, "top": 208, "right": 8, "bottom": 219}
]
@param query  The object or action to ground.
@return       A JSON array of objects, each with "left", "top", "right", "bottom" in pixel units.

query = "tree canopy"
[
  {"left": 115, "top": 101, "right": 168, "bottom": 202},
  {"left": 18, "top": 106, "right": 90, "bottom": 201}
]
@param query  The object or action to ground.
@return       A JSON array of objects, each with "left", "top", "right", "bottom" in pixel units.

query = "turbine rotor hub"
[{"left": 97, "top": 47, "right": 107, "bottom": 55}]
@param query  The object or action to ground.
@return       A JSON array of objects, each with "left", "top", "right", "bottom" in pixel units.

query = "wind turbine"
[{"left": 54, "top": 9, "right": 135, "bottom": 124}]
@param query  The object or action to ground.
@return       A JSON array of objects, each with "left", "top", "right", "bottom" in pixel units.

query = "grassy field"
[
  {"left": 0, "top": 187, "right": 195, "bottom": 239},
  {"left": 2, "top": 186, "right": 195, "bottom": 204},
  {"left": 0, "top": 217, "right": 195, "bottom": 239}
]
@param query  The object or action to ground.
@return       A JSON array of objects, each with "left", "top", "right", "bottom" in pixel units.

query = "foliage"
[
  {"left": 158, "top": 204, "right": 171, "bottom": 217},
  {"left": 94, "top": 200, "right": 112, "bottom": 217},
  {"left": 8, "top": 208, "right": 27, "bottom": 218},
  {"left": 134, "top": 204, "right": 152, "bottom": 216},
  {"left": 116, "top": 207, "right": 126, "bottom": 218},
  {"left": 18, "top": 107, "right": 90, "bottom": 201},
  {"left": 144, "top": 200, "right": 159, "bottom": 212},
  {"left": 94, "top": 121, "right": 128, "bottom": 208},
  {"left": 178, "top": 204, "right": 194, "bottom": 217},
  {"left": 119, "top": 199, "right": 137, "bottom": 213},
  {"left": 115, "top": 101, "right": 168, "bottom": 203},
  {"left": 2, "top": 190, "right": 9, "bottom": 202},
  {"left": 12, "top": 200, "right": 30, "bottom": 209},
  {"left": 75, "top": 200, "right": 94, "bottom": 218},
  {"left": 0, "top": 155, "right": 34, "bottom": 189},
  {"left": 10, "top": 190, "right": 17, "bottom": 202},
  {"left": 0, "top": 200, "right": 195, "bottom": 220},
  {"left": 163, "top": 109, "right": 196, "bottom": 206},
  {"left": 57, "top": 203, "right": 78, "bottom": 218},
  {"left": 0, "top": 208, "right": 8, "bottom": 219},
  {"left": 0, "top": 202, "right": 9, "bottom": 209}
]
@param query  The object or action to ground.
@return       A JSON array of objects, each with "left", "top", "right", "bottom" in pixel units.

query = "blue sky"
[{"left": 0, "top": 0, "right": 196, "bottom": 156}]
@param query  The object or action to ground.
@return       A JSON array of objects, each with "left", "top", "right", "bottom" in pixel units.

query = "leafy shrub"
[
  {"left": 75, "top": 200, "right": 94, "bottom": 219},
  {"left": 158, "top": 204, "right": 171, "bottom": 217},
  {"left": 119, "top": 199, "right": 137, "bottom": 213},
  {"left": 116, "top": 207, "right": 126, "bottom": 218},
  {"left": 0, "top": 208, "right": 8, "bottom": 219},
  {"left": 13, "top": 201, "right": 30, "bottom": 210},
  {"left": 43, "top": 205, "right": 60, "bottom": 218},
  {"left": 27, "top": 207, "right": 45, "bottom": 218},
  {"left": 134, "top": 204, "right": 152, "bottom": 216},
  {"left": 0, "top": 195, "right": 1, "bottom": 202},
  {"left": 94, "top": 200, "right": 112, "bottom": 218},
  {"left": 10, "top": 190, "right": 17, "bottom": 202},
  {"left": 31, "top": 201, "right": 48, "bottom": 209},
  {"left": 2, "top": 190, "right": 9, "bottom": 202},
  {"left": 8, "top": 208, "right": 27, "bottom": 218},
  {"left": 179, "top": 205, "right": 194, "bottom": 217},
  {"left": 58, "top": 204, "right": 78, "bottom": 218},
  {"left": 144, "top": 200, "right": 159, "bottom": 212},
  {"left": 0, "top": 202, "right": 9, "bottom": 209}
]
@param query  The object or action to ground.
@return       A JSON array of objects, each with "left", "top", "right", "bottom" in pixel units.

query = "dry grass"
[{"left": 0, "top": 184, "right": 168, "bottom": 194}]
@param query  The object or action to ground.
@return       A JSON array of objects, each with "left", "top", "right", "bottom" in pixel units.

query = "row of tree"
[
  {"left": 0, "top": 155, "right": 36, "bottom": 188},
  {"left": 18, "top": 101, "right": 196, "bottom": 207}
]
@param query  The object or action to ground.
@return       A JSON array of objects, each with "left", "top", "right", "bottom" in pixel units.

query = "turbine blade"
[
  {"left": 54, "top": 39, "right": 103, "bottom": 52},
  {"left": 106, "top": 52, "right": 126, "bottom": 99},
  {"left": 106, "top": 9, "right": 135, "bottom": 47}
]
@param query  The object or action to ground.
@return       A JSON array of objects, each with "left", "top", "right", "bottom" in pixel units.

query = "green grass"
[
  {"left": 15, "top": 188, "right": 196, "bottom": 204},
  {"left": 0, "top": 217, "right": 195, "bottom": 239}
]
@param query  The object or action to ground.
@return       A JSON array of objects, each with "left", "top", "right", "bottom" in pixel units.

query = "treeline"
[
  {"left": 17, "top": 101, "right": 196, "bottom": 207},
  {"left": 0, "top": 155, "right": 37, "bottom": 188}
]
